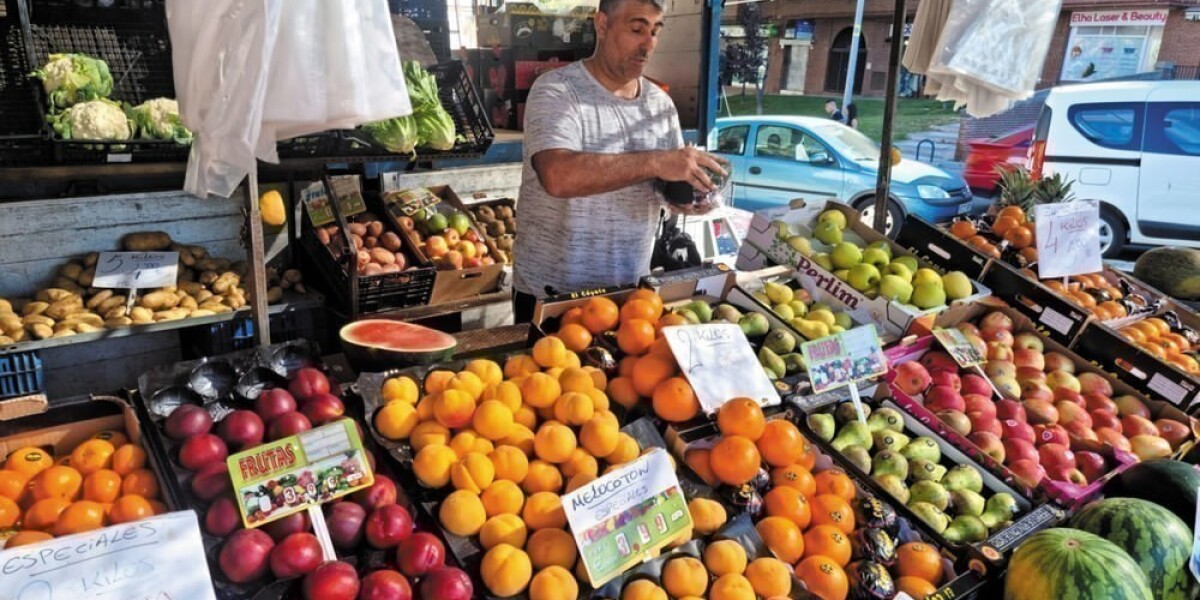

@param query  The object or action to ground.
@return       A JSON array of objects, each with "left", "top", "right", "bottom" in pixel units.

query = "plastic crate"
[
  {"left": 0, "top": 350, "right": 45, "bottom": 399},
  {"left": 21, "top": 0, "right": 191, "bottom": 164},
  {"left": 0, "top": 0, "right": 51, "bottom": 165},
  {"left": 178, "top": 307, "right": 322, "bottom": 360}
]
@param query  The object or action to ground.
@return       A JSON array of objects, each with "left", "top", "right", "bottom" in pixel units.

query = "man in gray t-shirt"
[{"left": 512, "top": 0, "right": 725, "bottom": 317}]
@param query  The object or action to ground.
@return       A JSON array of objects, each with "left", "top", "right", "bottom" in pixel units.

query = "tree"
[{"left": 734, "top": 2, "right": 767, "bottom": 114}]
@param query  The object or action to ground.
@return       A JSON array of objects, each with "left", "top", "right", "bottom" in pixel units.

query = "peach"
[
  {"left": 268, "top": 411, "right": 312, "bottom": 440},
  {"left": 264, "top": 510, "right": 311, "bottom": 542},
  {"left": 219, "top": 529, "right": 274, "bottom": 583},
  {"left": 255, "top": 388, "right": 297, "bottom": 422},
  {"left": 302, "top": 560, "right": 360, "bottom": 600},
  {"left": 326, "top": 501, "right": 367, "bottom": 549},
  {"left": 179, "top": 433, "right": 228, "bottom": 471},
  {"left": 365, "top": 504, "right": 414, "bottom": 549},
  {"left": 395, "top": 532, "right": 445, "bottom": 577},
  {"left": 191, "top": 461, "right": 233, "bottom": 501},
  {"left": 420, "top": 567, "right": 473, "bottom": 600},
  {"left": 351, "top": 474, "right": 398, "bottom": 511},
  {"left": 165, "top": 404, "right": 213, "bottom": 440},
  {"left": 270, "top": 532, "right": 323, "bottom": 578},
  {"left": 217, "top": 409, "right": 264, "bottom": 449},
  {"left": 359, "top": 569, "right": 412, "bottom": 600},
  {"left": 289, "top": 367, "right": 331, "bottom": 401},
  {"left": 205, "top": 495, "right": 241, "bottom": 536},
  {"left": 301, "top": 394, "right": 345, "bottom": 425}
]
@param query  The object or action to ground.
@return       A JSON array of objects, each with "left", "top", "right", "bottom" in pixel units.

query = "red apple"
[
  {"left": 969, "top": 413, "right": 1003, "bottom": 437},
  {"left": 892, "top": 362, "right": 932, "bottom": 396},
  {"left": 165, "top": 404, "right": 213, "bottom": 440},
  {"left": 982, "top": 327, "right": 1015, "bottom": 347},
  {"left": 1095, "top": 428, "right": 1132, "bottom": 452},
  {"left": 1045, "top": 371, "right": 1080, "bottom": 394},
  {"left": 1075, "top": 451, "right": 1107, "bottom": 483},
  {"left": 419, "top": 567, "right": 473, "bottom": 600},
  {"left": 1024, "top": 400, "right": 1060, "bottom": 425},
  {"left": 996, "top": 399, "right": 1026, "bottom": 422},
  {"left": 1054, "top": 387, "right": 1086, "bottom": 406},
  {"left": 1022, "top": 386, "right": 1055, "bottom": 403},
  {"left": 961, "top": 374, "right": 993, "bottom": 398},
  {"left": 935, "top": 410, "right": 973, "bottom": 437},
  {"left": 980, "top": 311, "right": 1014, "bottom": 332},
  {"left": 359, "top": 569, "right": 412, "bottom": 600},
  {"left": 1013, "top": 332, "right": 1045, "bottom": 352},
  {"left": 992, "top": 376, "right": 1022, "bottom": 400},
  {"left": 920, "top": 351, "right": 959, "bottom": 374},
  {"left": 1090, "top": 411, "right": 1122, "bottom": 432},
  {"left": 1055, "top": 402, "right": 1093, "bottom": 428},
  {"left": 394, "top": 532, "right": 445, "bottom": 577},
  {"left": 191, "top": 461, "right": 233, "bottom": 501},
  {"left": 988, "top": 343, "right": 1015, "bottom": 362},
  {"left": 1039, "top": 443, "right": 1076, "bottom": 470},
  {"left": 1114, "top": 395, "right": 1152, "bottom": 419},
  {"left": 1003, "top": 438, "right": 1039, "bottom": 465},
  {"left": 301, "top": 393, "right": 346, "bottom": 425},
  {"left": 1083, "top": 394, "right": 1117, "bottom": 414},
  {"left": 1013, "top": 348, "right": 1045, "bottom": 371},
  {"left": 1016, "top": 367, "right": 1047, "bottom": 386},
  {"left": 1077, "top": 372, "right": 1114, "bottom": 397},
  {"left": 1156, "top": 420, "right": 1190, "bottom": 449},
  {"left": 985, "top": 360, "right": 1017, "bottom": 380},
  {"left": 179, "top": 433, "right": 228, "bottom": 471},
  {"left": 303, "top": 560, "right": 361, "bottom": 600},
  {"left": 1129, "top": 435, "right": 1173, "bottom": 461},
  {"left": 926, "top": 385, "right": 966, "bottom": 413},
  {"left": 1043, "top": 352, "right": 1076, "bottom": 373},
  {"left": 957, "top": 323, "right": 982, "bottom": 337},
  {"left": 205, "top": 496, "right": 241, "bottom": 536},
  {"left": 930, "top": 370, "right": 962, "bottom": 392},
  {"left": 264, "top": 511, "right": 312, "bottom": 542},
  {"left": 963, "top": 394, "right": 996, "bottom": 420},
  {"left": 1066, "top": 423, "right": 1101, "bottom": 448},
  {"left": 289, "top": 368, "right": 332, "bottom": 401},
  {"left": 1001, "top": 419, "right": 1035, "bottom": 444},
  {"left": 1121, "top": 415, "right": 1159, "bottom": 438},
  {"left": 217, "top": 409, "right": 265, "bottom": 449},
  {"left": 327, "top": 501, "right": 367, "bottom": 549},
  {"left": 271, "top": 532, "right": 324, "bottom": 578},
  {"left": 256, "top": 388, "right": 298, "bottom": 422},
  {"left": 352, "top": 475, "right": 398, "bottom": 511},
  {"left": 219, "top": 529, "right": 275, "bottom": 583},
  {"left": 968, "top": 431, "right": 1006, "bottom": 463},
  {"left": 1008, "top": 459, "right": 1046, "bottom": 489},
  {"left": 365, "top": 504, "right": 414, "bottom": 549},
  {"left": 269, "top": 411, "right": 313, "bottom": 441},
  {"left": 1034, "top": 424, "right": 1070, "bottom": 447}
]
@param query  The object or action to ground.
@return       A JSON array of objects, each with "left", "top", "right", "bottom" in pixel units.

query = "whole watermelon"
[
  {"left": 1104, "top": 460, "right": 1200, "bottom": 526},
  {"left": 1134, "top": 247, "right": 1200, "bottom": 300},
  {"left": 1069, "top": 498, "right": 1195, "bottom": 600},
  {"left": 1004, "top": 528, "right": 1152, "bottom": 600}
]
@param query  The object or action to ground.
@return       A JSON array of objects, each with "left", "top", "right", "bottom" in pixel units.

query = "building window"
[{"left": 1061, "top": 24, "right": 1164, "bottom": 82}]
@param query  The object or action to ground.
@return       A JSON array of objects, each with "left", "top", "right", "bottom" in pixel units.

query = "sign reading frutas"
[
  {"left": 227, "top": 420, "right": 373, "bottom": 528},
  {"left": 801, "top": 324, "right": 887, "bottom": 395},
  {"left": 93, "top": 252, "right": 179, "bottom": 289},
  {"left": 1035, "top": 200, "right": 1102, "bottom": 279},
  {"left": 0, "top": 511, "right": 217, "bottom": 600},
  {"left": 663, "top": 323, "right": 781, "bottom": 413},
  {"left": 562, "top": 449, "right": 691, "bottom": 586}
]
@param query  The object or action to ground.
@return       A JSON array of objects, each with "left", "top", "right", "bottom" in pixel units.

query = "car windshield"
[{"left": 811, "top": 122, "right": 879, "bottom": 161}]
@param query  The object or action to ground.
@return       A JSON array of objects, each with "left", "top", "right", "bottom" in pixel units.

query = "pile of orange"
[
  {"left": 948, "top": 206, "right": 1038, "bottom": 264},
  {"left": 373, "top": 330, "right": 650, "bottom": 597},
  {"left": 1042, "top": 274, "right": 1128, "bottom": 320},
  {"left": 683, "top": 398, "right": 947, "bottom": 600},
  {"left": 1120, "top": 317, "right": 1200, "bottom": 374},
  {"left": 550, "top": 291, "right": 702, "bottom": 425},
  {"left": 1, "top": 432, "right": 164, "bottom": 548}
]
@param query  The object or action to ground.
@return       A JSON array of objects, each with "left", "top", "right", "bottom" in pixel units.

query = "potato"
[
  {"left": 53, "top": 322, "right": 76, "bottom": 333},
  {"left": 189, "top": 309, "right": 216, "bottom": 317},
  {"left": 22, "top": 314, "right": 54, "bottom": 328},
  {"left": 316, "top": 228, "right": 331, "bottom": 245},
  {"left": 29, "top": 324, "right": 54, "bottom": 339},
  {"left": 45, "top": 298, "right": 84, "bottom": 320},
  {"left": 50, "top": 328, "right": 76, "bottom": 339},
  {"left": 347, "top": 222, "right": 368, "bottom": 236},
  {"left": 177, "top": 282, "right": 204, "bottom": 296},
  {"left": 267, "top": 287, "right": 283, "bottom": 303},
  {"left": 366, "top": 221, "right": 384, "bottom": 237},
  {"left": 380, "top": 232, "right": 402, "bottom": 252},
  {"left": 194, "top": 290, "right": 214, "bottom": 303},
  {"left": 369, "top": 248, "right": 396, "bottom": 265},
  {"left": 23, "top": 302, "right": 49, "bottom": 316},
  {"left": 476, "top": 205, "right": 496, "bottom": 222},
  {"left": 214, "top": 258, "right": 232, "bottom": 271},
  {"left": 178, "top": 269, "right": 196, "bottom": 283},
  {"left": 51, "top": 277, "right": 83, "bottom": 293},
  {"left": 59, "top": 262, "right": 84, "bottom": 281},
  {"left": 78, "top": 268, "right": 95, "bottom": 288},
  {"left": 199, "top": 271, "right": 219, "bottom": 285},
  {"left": 129, "top": 307, "right": 154, "bottom": 324},
  {"left": 0, "top": 298, "right": 10, "bottom": 313},
  {"left": 103, "top": 306, "right": 128, "bottom": 320},
  {"left": 179, "top": 296, "right": 199, "bottom": 311},
  {"left": 363, "top": 236, "right": 378, "bottom": 249},
  {"left": 153, "top": 308, "right": 189, "bottom": 322},
  {"left": 84, "top": 252, "right": 99, "bottom": 268},
  {"left": 97, "top": 295, "right": 127, "bottom": 314},
  {"left": 75, "top": 322, "right": 103, "bottom": 333},
  {"left": 62, "top": 312, "right": 103, "bottom": 327},
  {"left": 7, "top": 328, "right": 25, "bottom": 342},
  {"left": 356, "top": 250, "right": 371, "bottom": 270},
  {"left": 211, "top": 275, "right": 240, "bottom": 295},
  {"left": 350, "top": 234, "right": 363, "bottom": 252},
  {"left": 188, "top": 245, "right": 208, "bottom": 260},
  {"left": 292, "top": 282, "right": 307, "bottom": 294},
  {"left": 380, "top": 263, "right": 400, "bottom": 274},
  {"left": 223, "top": 293, "right": 246, "bottom": 309},
  {"left": 105, "top": 317, "right": 133, "bottom": 328},
  {"left": 139, "top": 291, "right": 179, "bottom": 311},
  {"left": 37, "top": 288, "right": 76, "bottom": 303},
  {"left": 0, "top": 336, "right": 12, "bottom": 345},
  {"left": 196, "top": 258, "right": 221, "bottom": 272},
  {"left": 122, "top": 231, "right": 172, "bottom": 251},
  {"left": 198, "top": 300, "right": 229, "bottom": 313},
  {"left": 86, "top": 290, "right": 114, "bottom": 310},
  {"left": 179, "top": 250, "right": 197, "bottom": 267},
  {"left": 362, "top": 263, "right": 384, "bottom": 276},
  {"left": 0, "top": 314, "right": 21, "bottom": 332}
]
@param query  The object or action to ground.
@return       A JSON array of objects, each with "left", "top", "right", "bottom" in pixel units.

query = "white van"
[{"left": 1029, "top": 80, "right": 1200, "bottom": 257}]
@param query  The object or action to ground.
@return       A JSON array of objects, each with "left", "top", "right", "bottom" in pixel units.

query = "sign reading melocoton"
[{"left": 1070, "top": 10, "right": 1168, "bottom": 26}]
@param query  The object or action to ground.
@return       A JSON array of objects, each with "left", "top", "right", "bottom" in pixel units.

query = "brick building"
[{"left": 733, "top": 0, "right": 1200, "bottom": 98}]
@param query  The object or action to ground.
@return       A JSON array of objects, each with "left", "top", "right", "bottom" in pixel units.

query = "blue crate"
[
  {"left": 0, "top": 350, "right": 45, "bottom": 399},
  {"left": 180, "top": 308, "right": 320, "bottom": 359}
]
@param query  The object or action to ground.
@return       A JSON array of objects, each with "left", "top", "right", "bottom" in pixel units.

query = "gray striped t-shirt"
[{"left": 512, "top": 61, "right": 683, "bottom": 297}]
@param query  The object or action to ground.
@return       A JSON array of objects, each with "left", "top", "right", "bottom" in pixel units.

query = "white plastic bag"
[{"left": 167, "top": 0, "right": 411, "bottom": 198}]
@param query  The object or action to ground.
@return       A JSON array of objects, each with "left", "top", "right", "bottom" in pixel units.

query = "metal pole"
[
  {"left": 699, "top": 0, "right": 724, "bottom": 144},
  {"left": 872, "top": 0, "right": 907, "bottom": 233},
  {"left": 842, "top": 0, "right": 867, "bottom": 114},
  {"left": 245, "top": 170, "right": 272, "bottom": 347}
]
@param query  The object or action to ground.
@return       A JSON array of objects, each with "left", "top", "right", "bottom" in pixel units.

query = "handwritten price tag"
[
  {"left": 1035, "top": 201, "right": 1102, "bottom": 279},
  {"left": 0, "top": 511, "right": 217, "bottom": 600},
  {"left": 662, "top": 323, "right": 781, "bottom": 413},
  {"left": 93, "top": 252, "right": 179, "bottom": 289}
]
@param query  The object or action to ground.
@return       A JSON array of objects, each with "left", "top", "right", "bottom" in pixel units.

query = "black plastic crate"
[
  {"left": 1, "top": 1, "right": 42, "bottom": 137},
  {"left": 21, "top": 0, "right": 191, "bottom": 164},
  {"left": 178, "top": 307, "right": 322, "bottom": 360},
  {"left": 0, "top": 349, "right": 45, "bottom": 399},
  {"left": 276, "top": 131, "right": 347, "bottom": 160}
]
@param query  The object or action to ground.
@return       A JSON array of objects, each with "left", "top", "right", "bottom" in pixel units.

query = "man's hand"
[{"left": 655, "top": 147, "right": 728, "bottom": 192}]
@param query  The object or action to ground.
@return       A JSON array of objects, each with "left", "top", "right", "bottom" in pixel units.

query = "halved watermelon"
[{"left": 340, "top": 319, "right": 457, "bottom": 371}]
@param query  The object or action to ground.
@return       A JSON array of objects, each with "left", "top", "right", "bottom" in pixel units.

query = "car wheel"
[
  {"left": 1099, "top": 206, "right": 1127, "bottom": 258},
  {"left": 855, "top": 197, "right": 902, "bottom": 238}
]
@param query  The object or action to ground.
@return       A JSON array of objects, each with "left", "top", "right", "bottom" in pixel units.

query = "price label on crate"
[
  {"left": 563, "top": 450, "right": 691, "bottom": 587},
  {"left": 302, "top": 181, "right": 335, "bottom": 227},
  {"left": 93, "top": 252, "right": 178, "bottom": 289},
  {"left": 226, "top": 420, "right": 373, "bottom": 529},
  {"left": 1035, "top": 200, "right": 1102, "bottom": 279},
  {"left": 801, "top": 325, "right": 887, "bottom": 395},
  {"left": 662, "top": 323, "right": 781, "bottom": 413},
  {"left": 933, "top": 328, "right": 985, "bottom": 368},
  {"left": 329, "top": 175, "right": 367, "bottom": 218},
  {"left": 0, "top": 511, "right": 216, "bottom": 600}
]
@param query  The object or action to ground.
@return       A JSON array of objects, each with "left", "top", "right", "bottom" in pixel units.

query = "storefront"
[{"left": 1059, "top": 9, "right": 1167, "bottom": 82}]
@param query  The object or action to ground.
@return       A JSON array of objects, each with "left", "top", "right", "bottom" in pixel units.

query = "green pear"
[
  {"left": 831, "top": 421, "right": 871, "bottom": 452},
  {"left": 763, "top": 366, "right": 779, "bottom": 380},
  {"left": 810, "top": 302, "right": 832, "bottom": 313},
  {"left": 787, "top": 236, "right": 814, "bottom": 256},
  {"left": 908, "top": 501, "right": 950, "bottom": 533},
  {"left": 791, "top": 318, "right": 830, "bottom": 341},
  {"left": 830, "top": 324, "right": 845, "bottom": 334},
  {"left": 772, "top": 220, "right": 793, "bottom": 240},
  {"left": 714, "top": 304, "right": 742, "bottom": 324},
  {"left": 985, "top": 493, "right": 1019, "bottom": 518},
  {"left": 847, "top": 263, "right": 881, "bottom": 293},
  {"left": 843, "top": 445, "right": 872, "bottom": 474},
  {"left": 738, "top": 313, "right": 770, "bottom": 338},
  {"left": 941, "top": 271, "right": 973, "bottom": 301},
  {"left": 878, "top": 275, "right": 914, "bottom": 303},
  {"left": 787, "top": 300, "right": 809, "bottom": 318},
  {"left": 943, "top": 465, "right": 984, "bottom": 494},
  {"left": 773, "top": 304, "right": 795, "bottom": 321},
  {"left": 818, "top": 209, "right": 848, "bottom": 230},
  {"left": 911, "top": 282, "right": 947, "bottom": 310},
  {"left": 875, "top": 474, "right": 910, "bottom": 504},
  {"left": 686, "top": 301, "right": 713, "bottom": 323},
  {"left": 677, "top": 309, "right": 699, "bottom": 324},
  {"left": 912, "top": 268, "right": 942, "bottom": 287},
  {"left": 753, "top": 291, "right": 772, "bottom": 305},
  {"left": 813, "top": 220, "right": 843, "bottom": 245},
  {"left": 758, "top": 347, "right": 786, "bottom": 379},
  {"left": 910, "top": 459, "right": 947, "bottom": 482},
  {"left": 833, "top": 269, "right": 851, "bottom": 281},
  {"left": 872, "top": 429, "right": 910, "bottom": 453},
  {"left": 979, "top": 510, "right": 1011, "bottom": 530},
  {"left": 909, "top": 480, "right": 950, "bottom": 511},
  {"left": 885, "top": 262, "right": 914, "bottom": 282},
  {"left": 872, "top": 450, "right": 909, "bottom": 480},
  {"left": 891, "top": 255, "right": 920, "bottom": 275},
  {"left": 764, "top": 282, "right": 794, "bottom": 305},
  {"left": 900, "top": 437, "right": 941, "bottom": 463},
  {"left": 861, "top": 247, "right": 890, "bottom": 269},
  {"left": 765, "top": 329, "right": 797, "bottom": 355},
  {"left": 782, "top": 353, "right": 806, "bottom": 374},
  {"left": 943, "top": 515, "right": 989, "bottom": 543},
  {"left": 814, "top": 253, "right": 834, "bottom": 271},
  {"left": 834, "top": 402, "right": 869, "bottom": 426},
  {"left": 833, "top": 312, "right": 852, "bottom": 329},
  {"left": 807, "top": 309, "right": 835, "bottom": 327},
  {"left": 867, "top": 240, "right": 893, "bottom": 259},
  {"left": 950, "top": 489, "right": 986, "bottom": 517},
  {"left": 807, "top": 413, "right": 836, "bottom": 442},
  {"left": 866, "top": 408, "right": 905, "bottom": 433},
  {"left": 830, "top": 242, "right": 863, "bottom": 269}
]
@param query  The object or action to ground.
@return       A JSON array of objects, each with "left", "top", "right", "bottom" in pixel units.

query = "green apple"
[
  {"left": 787, "top": 235, "right": 813, "bottom": 256},
  {"left": 811, "top": 302, "right": 832, "bottom": 313},
  {"left": 913, "top": 268, "right": 942, "bottom": 287},
  {"left": 830, "top": 242, "right": 863, "bottom": 269},
  {"left": 941, "top": 271, "right": 973, "bottom": 301},
  {"left": 818, "top": 209, "right": 848, "bottom": 230},
  {"left": 911, "top": 282, "right": 947, "bottom": 309},
  {"left": 885, "top": 262, "right": 913, "bottom": 282},
  {"left": 861, "top": 247, "right": 890, "bottom": 269},
  {"left": 833, "top": 269, "right": 851, "bottom": 281},
  {"left": 847, "top": 263, "right": 881, "bottom": 292},
  {"left": 813, "top": 220, "right": 843, "bottom": 245},
  {"left": 879, "top": 274, "right": 914, "bottom": 303},
  {"left": 814, "top": 253, "right": 834, "bottom": 271},
  {"left": 866, "top": 240, "right": 892, "bottom": 258},
  {"left": 772, "top": 220, "right": 792, "bottom": 240},
  {"left": 891, "top": 255, "right": 919, "bottom": 274}
]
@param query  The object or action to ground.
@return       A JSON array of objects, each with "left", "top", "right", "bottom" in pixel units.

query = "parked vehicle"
[
  {"left": 964, "top": 125, "right": 1033, "bottom": 194},
  {"left": 1029, "top": 80, "right": 1200, "bottom": 257},
  {"left": 709, "top": 116, "right": 973, "bottom": 236}
]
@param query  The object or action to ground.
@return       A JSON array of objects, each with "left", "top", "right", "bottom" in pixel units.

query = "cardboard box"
[{"left": 736, "top": 200, "right": 992, "bottom": 339}]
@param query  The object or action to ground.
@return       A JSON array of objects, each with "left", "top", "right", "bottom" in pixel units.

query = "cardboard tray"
[
  {"left": 736, "top": 200, "right": 992, "bottom": 339},
  {"left": 896, "top": 215, "right": 993, "bottom": 282}
]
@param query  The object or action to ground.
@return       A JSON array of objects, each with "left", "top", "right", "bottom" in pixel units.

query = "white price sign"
[
  {"left": 662, "top": 323, "right": 781, "bottom": 413},
  {"left": 0, "top": 511, "right": 217, "bottom": 600},
  {"left": 93, "top": 252, "right": 179, "bottom": 289},
  {"left": 1035, "top": 201, "right": 1102, "bottom": 279}
]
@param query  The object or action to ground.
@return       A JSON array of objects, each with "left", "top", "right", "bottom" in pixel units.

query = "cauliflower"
[
  {"left": 32, "top": 53, "right": 113, "bottom": 110},
  {"left": 49, "top": 99, "right": 133, "bottom": 142},
  {"left": 130, "top": 97, "right": 192, "bottom": 142}
]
